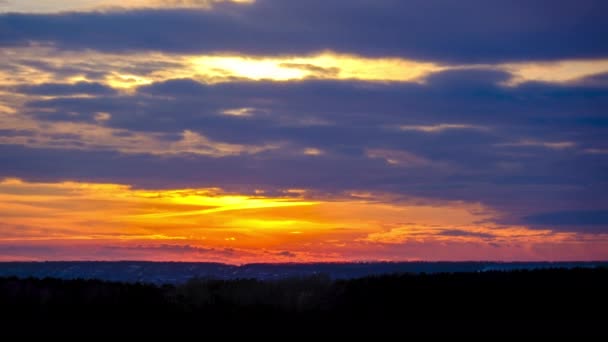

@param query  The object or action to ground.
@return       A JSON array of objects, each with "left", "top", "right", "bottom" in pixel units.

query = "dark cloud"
[
  {"left": 524, "top": 210, "right": 608, "bottom": 233},
  {"left": 141, "top": 78, "right": 208, "bottom": 97},
  {"left": 279, "top": 63, "right": 340, "bottom": 77},
  {"left": 275, "top": 251, "right": 297, "bottom": 258},
  {"left": 576, "top": 72, "right": 608, "bottom": 88},
  {"left": 1, "top": 0, "right": 607, "bottom": 62},
  {"left": 16, "top": 82, "right": 117, "bottom": 96},
  {"left": 0, "top": 129, "right": 35, "bottom": 137},
  {"left": 0, "top": 243, "right": 242, "bottom": 261},
  {"left": 424, "top": 69, "right": 511, "bottom": 88},
  {"left": 440, "top": 230, "right": 495, "bottom": 239},
  {"left": 1, "top": 136, "right": 606, "bottom": 236},
  {"left": 20, "top": 70, "right": 608, "bottom": 154},
  {"left": 104, "top": 244, "right": 229, "bottom": 255},
  {"left": 0, "top": 244, "right": 58, "bottom": 256}
]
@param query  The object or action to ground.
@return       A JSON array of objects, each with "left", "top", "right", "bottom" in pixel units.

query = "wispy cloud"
[
  {"left": 398, "top": 123, "right": 487, "bottom": 133},
  {"left": 0, "top": 0, "right": 253, "bottom": 13},
  {"left": 365, "top": 149, "right": 430, "bottom": 166},
  {"left": 498, "top": 140, "right": 576, "bottom": 150}
]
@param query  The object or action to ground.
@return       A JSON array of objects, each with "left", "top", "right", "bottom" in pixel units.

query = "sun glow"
[
  {"left": 191, "top": 52, "right": 444, "bottom": 82},
  {"left": 1, "top": 178, "right": 603, "bottom": 262},
  {"left": 4, "top": 47, "right": 608, "bottom": 94}
]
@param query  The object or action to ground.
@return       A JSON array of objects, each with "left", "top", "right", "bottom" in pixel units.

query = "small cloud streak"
[
  {"left": 498, "top": 140, "right": 576, "bottom": 150},
  {"left": 584, "top": 148, "right": 608, "bottom": 155},
  {"left": 501, "top": 59, "right": 608, "bottom": 85},
  {"left": 0, "top": 0, "right": 254, "bottom": 13},
  {"left": 398, "top": 123, "right": 487, "bottom": 133},
  {"left": 94, "top": 112, "right": 111, "bottom": 122},
  {"left": 303, "top": 148, "right": 323, "bottom": 156},
  {"left": 366, "top": 148, "right": 430, "bottom": 167},
  {"left": 221, "top": 107, "right": 255, "bottom": 117}
]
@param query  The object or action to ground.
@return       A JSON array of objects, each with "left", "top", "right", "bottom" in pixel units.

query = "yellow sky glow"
[
  {"left": 190, "top": 53, "right": 445, "bottom": 82},
  {"left": 1, "top": 178, "right": 603, "bottom": 262},
  {"left": 2, "top": 48, "right": 608, "bottom": 92}
]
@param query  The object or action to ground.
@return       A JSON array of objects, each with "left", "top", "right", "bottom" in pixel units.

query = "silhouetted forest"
[{"left": 2, "top": 268, "right": 607, "bottom": 336}]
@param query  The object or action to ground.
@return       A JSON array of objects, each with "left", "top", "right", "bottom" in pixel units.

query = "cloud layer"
[
  {"left": 0, "top": 0, "right": 607, "bottom": 261},
  {"left": 1, "top": 0, "right": 607, "bottom": 62}
]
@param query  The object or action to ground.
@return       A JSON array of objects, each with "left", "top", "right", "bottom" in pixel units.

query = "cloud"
[
  {"left": 0, "top": 41, "right": 606, "bottom": 245},
  {"left": 361, "top": 224, "right": 570, "bottom": 246},
  {"left": 365, "top": 148, "right": 430, "bottom": 167},
  {"left": 0, "top": 0, "right": 252, "bottom": 13},
  {"left": 497, "top": 140, "right": 576, "bottom": 150},
  {"left": 13, "top": 69, "right": 608, "bottom": 158},
  {"left": 4, "top": 177, "right": 606, "bottom": 262},
  {"left": 0, "top": 244, "right": 58, "bottom": 256},
  {"left": 584, "top": 148, "right": 608, "bottom": 155},
  {"left": 0, "top": 0, "right": 607, "bottom": 62},
  {"left": 398, "top": 124, "right": 487, "bottom": 133},
  {"left": 439, "top": 230, "right": 495, "bottom": 239},
  {"left": 504, "top": 61, "right": 608, "bottom": 85},
  {"left": 302, "top": 148, "right": 323, "bottom": 156},
  {"left": 1, "top": 1, "right": 607, "bottom": 262},
  {"left": 1, "top": 67, "right": 607, "bottom": 235},
  {"left": 274, "top": 251, "right": 296, "bottom": 258},
  {"left": 16, "top": 82, "right": 117, "bottom": 96},
  {"left": 3, "top": 47, "right": 608, "bottom": 95},
  {"left": 576, "top": 72, "right": 608, "bottom": 87},
  {"left": 105, "top": 244, "right": 214, "bottom": 253},
  {"left": 279, "top": 63, "right": 340, "bottom": 77},
  {"left": 0, "top": 99, "right": 278, "bottom": 156},
  {"left": 524, "top": 210, "right": 608, "bottom": 233},
  {"left": 0, "top": 242, "right": 252, "bottom": 262}
]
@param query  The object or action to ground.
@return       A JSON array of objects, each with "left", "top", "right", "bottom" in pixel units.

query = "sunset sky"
[{"left": 0, "top": 0, "right": 607, "bottom": 263}]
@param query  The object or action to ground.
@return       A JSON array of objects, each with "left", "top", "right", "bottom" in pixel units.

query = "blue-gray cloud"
[
  {"left": 21, "top": 71, "right": 608, "bottom": 153},
  {"left": 524, "top": 210, "right": 608, "bottom": 233},
  {"left": 1, "top": 0, "right": 607, "bottom": 62},
  {"left": 440, "top": 230, "right": 496, "bottom": 239},
  {"left": 16, "top": 82, "right": 117, "bottom": 96}
]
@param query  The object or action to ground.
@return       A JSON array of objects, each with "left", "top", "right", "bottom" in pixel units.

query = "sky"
[{"left": 0, "top": 0, "right": 607, "bottom": 263}]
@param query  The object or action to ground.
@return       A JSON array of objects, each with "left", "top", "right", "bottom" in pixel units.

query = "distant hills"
[{"left": 1, "top": 261, "right": 606, "bottom": 284}]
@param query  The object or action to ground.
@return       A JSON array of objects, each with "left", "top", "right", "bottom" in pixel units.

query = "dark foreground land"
[
  {"left": 2, "top": 268, "right": 607, "bottom": 336},
  {"left": 2, "top": 261, "right": 605, "bottom": 283}
]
